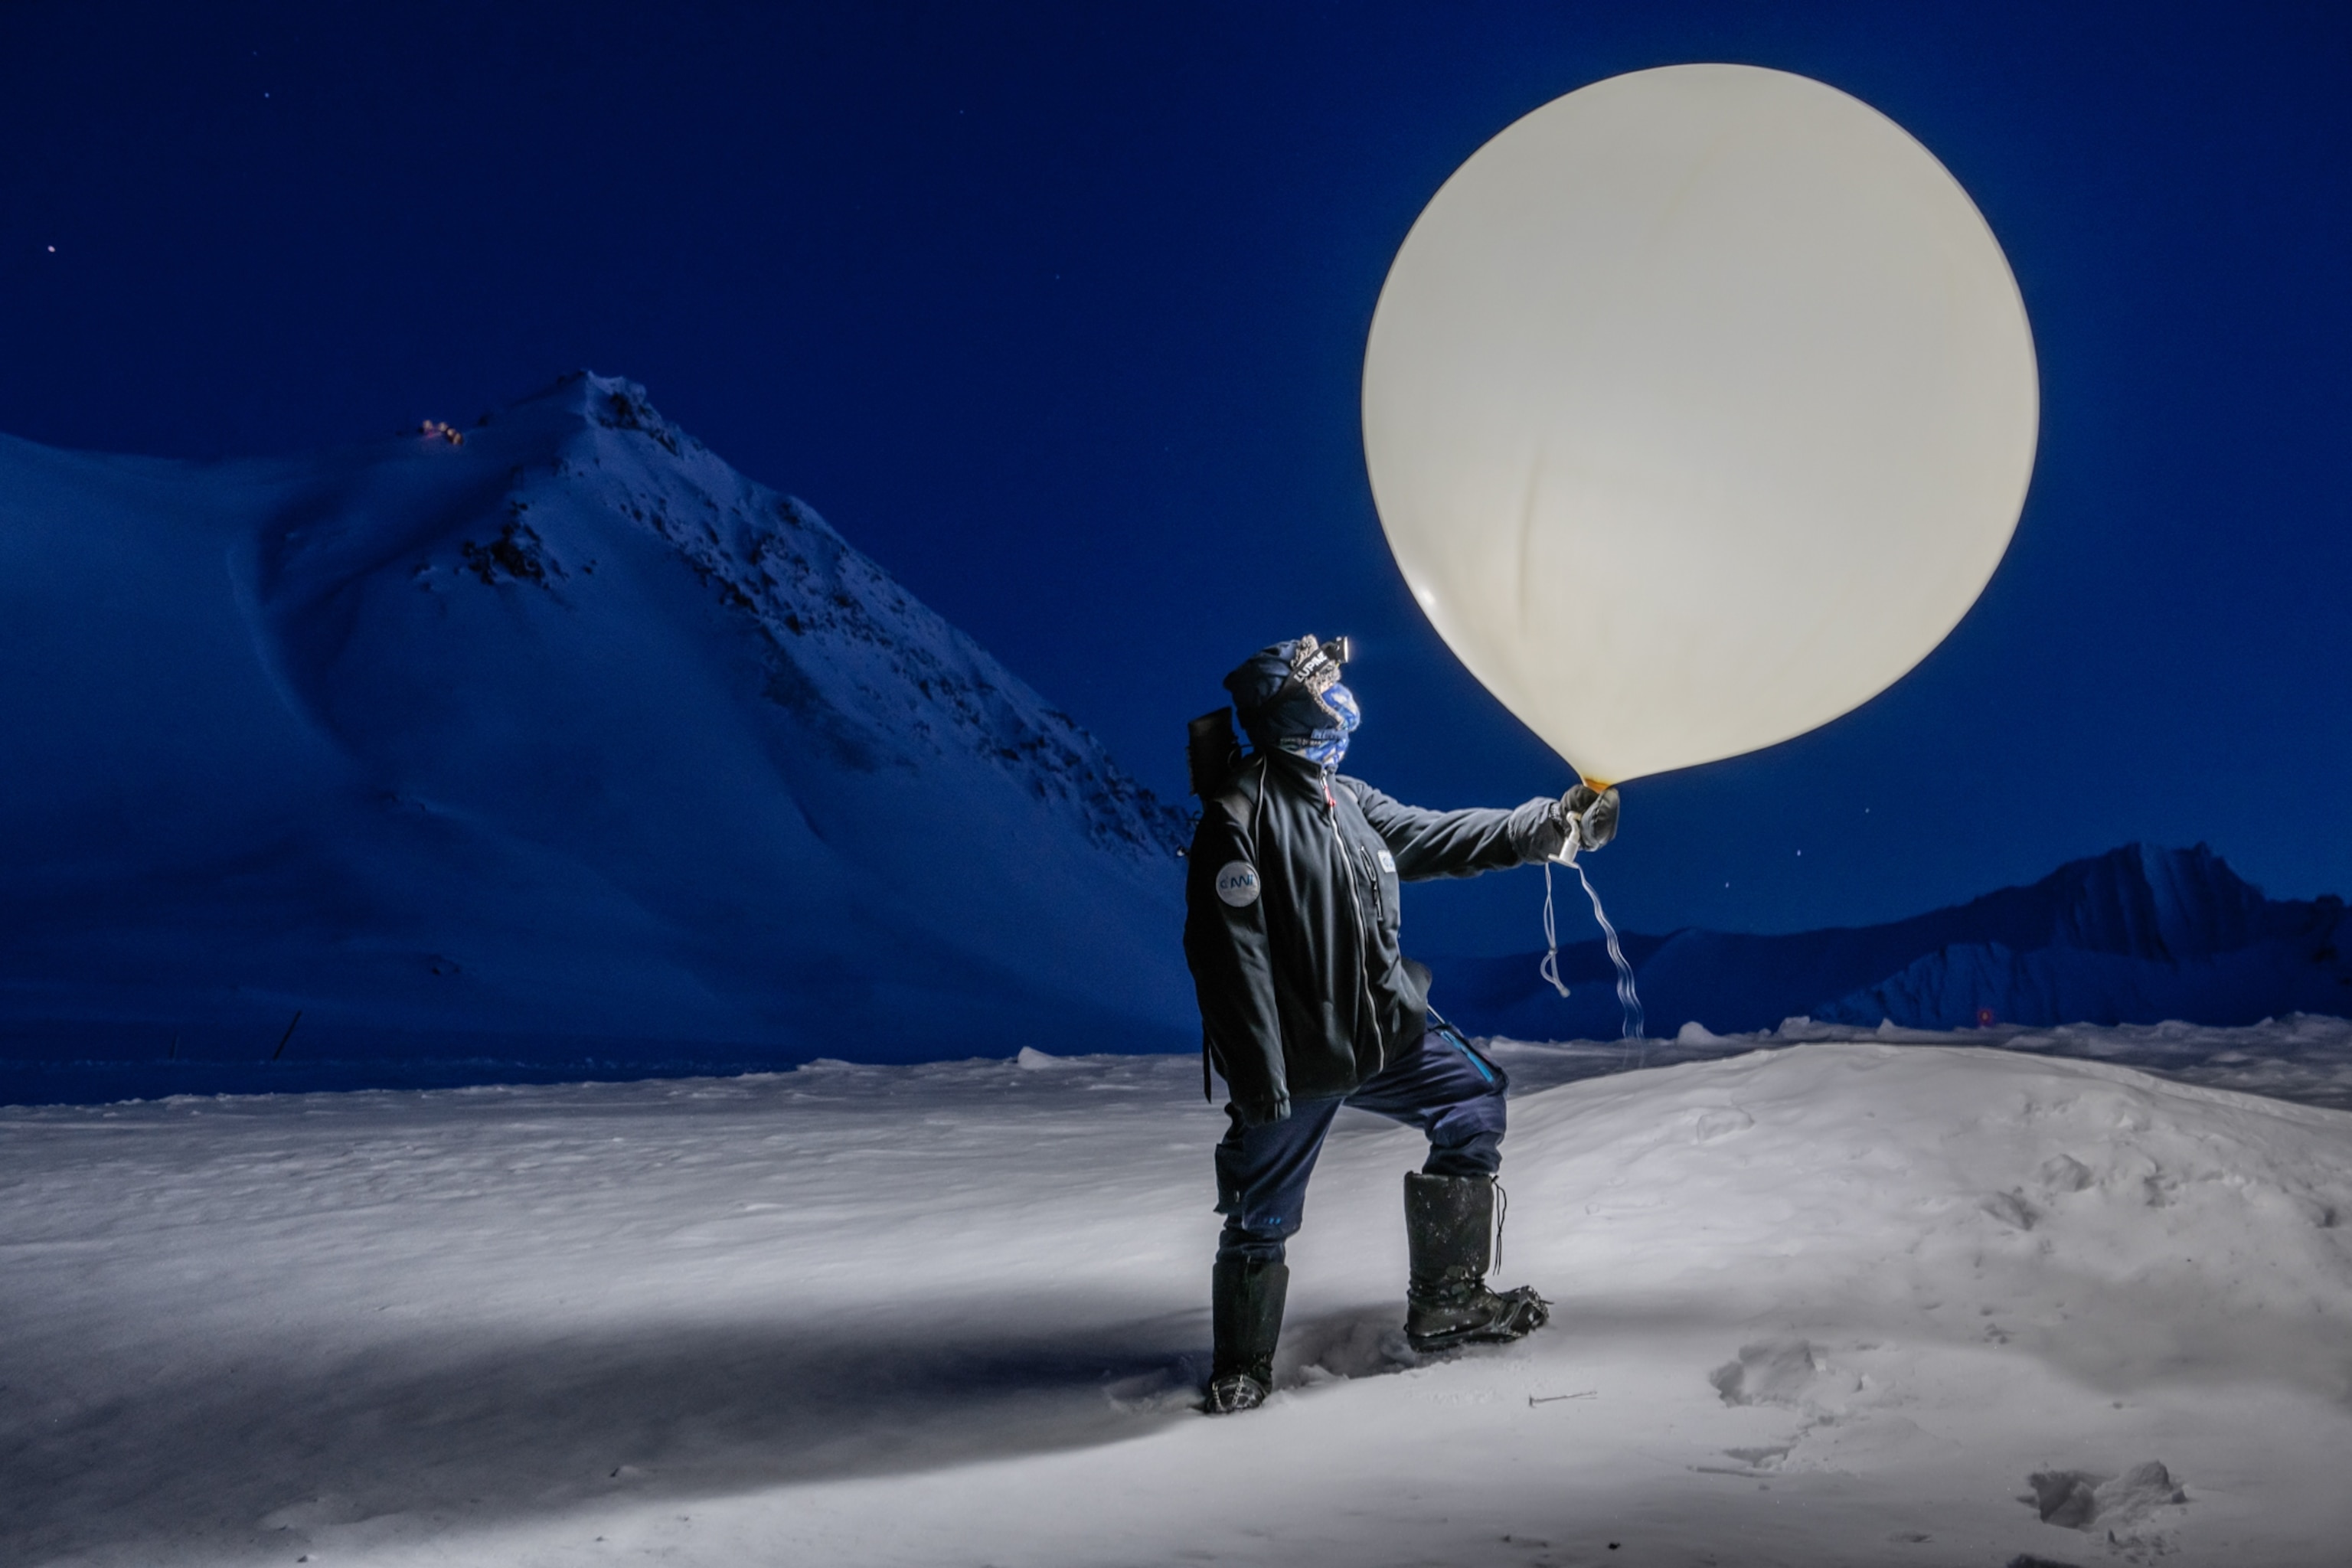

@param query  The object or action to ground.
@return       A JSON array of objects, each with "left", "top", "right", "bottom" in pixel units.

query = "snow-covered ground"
[
  {"left": 7, "top": 1022, "right": 2350, "bottom": 1566},
  {"left": 1498, "top": 1011, "right": 2352, "bottom": 1112}
]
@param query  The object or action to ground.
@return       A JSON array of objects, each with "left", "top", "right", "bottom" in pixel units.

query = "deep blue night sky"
[{"left": 4, "top": 2, "right": 2346, "bottom": 956}]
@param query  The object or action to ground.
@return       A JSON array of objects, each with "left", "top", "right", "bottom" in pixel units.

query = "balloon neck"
[{"left": 1580, "top": 776, "right": 1612, "bottom": 791}]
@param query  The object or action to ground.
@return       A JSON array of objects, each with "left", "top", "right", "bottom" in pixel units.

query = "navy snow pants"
[{"left": 1214, "top": 1024, "right": 1508, "bottom": 1266}]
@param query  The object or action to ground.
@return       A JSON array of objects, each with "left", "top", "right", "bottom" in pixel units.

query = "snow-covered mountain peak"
[
  {"left": 1, "top": 374, "right": 1198, "bottom": 1068},
  {"left": 276, "top": 370, "right": 1186, "bottom": 863},
  {"left": 2040, "top": 841, "right": 2269, "bottom": 963},
  {"left": 553, "top": 374, "right": 1186, "bottom": 860}
]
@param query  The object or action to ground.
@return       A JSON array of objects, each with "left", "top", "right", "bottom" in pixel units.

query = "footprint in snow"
[{"left": 2020, "top": 1460, "right": 2186, "bottom": 1544}]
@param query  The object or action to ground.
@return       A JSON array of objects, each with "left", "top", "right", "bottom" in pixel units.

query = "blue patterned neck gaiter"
[
  {"left": 1277, "top": 681, "right": 1358, "bottom": 768},
  {"left": 1225, "top": 638, "right": 1362, "bottom": 769}
]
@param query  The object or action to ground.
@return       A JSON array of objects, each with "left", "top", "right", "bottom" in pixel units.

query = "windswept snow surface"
[
  {"left": 1494, "top": 1011, "right": 2352, "bottom": 1114},
  {"left": 6, "top": 1027, "right": 2351, "bottom": 1566}
]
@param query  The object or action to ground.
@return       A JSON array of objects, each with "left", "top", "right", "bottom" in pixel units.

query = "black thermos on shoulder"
[{"left": 1187, "top": 707, "right": 1245, "bottom": 798}]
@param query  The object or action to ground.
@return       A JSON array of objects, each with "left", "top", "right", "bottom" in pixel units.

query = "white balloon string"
[
  {"left": 1539, "top": 861, "right": 1571, "bottom": 999},
  {"left": 1539, "top": 834, "right": 1647, "bottom": 1061},
  {"left": 1574, "top": 856, "right": 1648, "bottom": 1063}
]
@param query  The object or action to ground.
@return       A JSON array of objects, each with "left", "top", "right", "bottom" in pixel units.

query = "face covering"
[
  {"left": 1224, "top": 637, "right": 1362, "bottom": 769},
  {"left": 1279, "top": 679, "right": 1358, "bottom": 766}
]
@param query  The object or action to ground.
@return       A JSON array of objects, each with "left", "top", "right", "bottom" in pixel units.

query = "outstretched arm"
[
  {"left": 1344, "top": 779, "right": 1567, "bottom": 880},
  {"left": 1347, "top": 779, "right": 1622, "bottom": 880}
]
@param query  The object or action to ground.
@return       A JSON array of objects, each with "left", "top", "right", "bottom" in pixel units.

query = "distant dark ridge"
[{"left": 1431, "top": 844, "right": 2351, "bottom": 1040}]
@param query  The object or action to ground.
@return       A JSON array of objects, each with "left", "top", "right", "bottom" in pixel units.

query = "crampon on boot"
[
  {"left": 1403, "top": 1171, "right": 1550, "bottom": 1353},
  {"left": 1205, "top": 1256, "right": 1288, "bottom": 1414}
]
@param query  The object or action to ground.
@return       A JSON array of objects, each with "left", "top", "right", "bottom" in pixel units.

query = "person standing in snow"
[{"left": 1184, "top": 635, "right": 1619, "bottom": 1415}]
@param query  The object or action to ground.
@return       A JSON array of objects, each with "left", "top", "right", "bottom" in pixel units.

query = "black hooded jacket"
[{"left": 1184, "top": 748, "right": 1563, "bottom": 1123}]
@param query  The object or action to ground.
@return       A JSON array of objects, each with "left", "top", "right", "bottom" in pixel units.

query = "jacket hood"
[{"left": 1223, "top": 639, "right": 1358, "bottom": 766}]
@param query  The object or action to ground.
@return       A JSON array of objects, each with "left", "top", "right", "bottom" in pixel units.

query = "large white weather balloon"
[{"left": 1364, "top": 64, "right": 2038, "bottom": 786}]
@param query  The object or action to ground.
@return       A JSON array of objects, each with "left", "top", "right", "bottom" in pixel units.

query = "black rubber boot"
[
  {"left": 1206, "top": 1256, "right": 1288, "bottom": 1414},
  {"left": 1403, "top": 1171, "right": 1550, "bottom": 1353}
]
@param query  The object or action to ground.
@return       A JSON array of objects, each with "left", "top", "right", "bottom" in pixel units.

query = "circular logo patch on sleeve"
[{"left": 1214, "top": 861, "right": 1262, "bottom": 908}]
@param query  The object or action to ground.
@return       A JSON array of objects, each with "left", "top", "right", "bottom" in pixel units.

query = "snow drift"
[
  {"left": 0, "top": 373, "right": 1193, "bottom": 1073},
  {"left": 1436, "top": 842, "right": 2352, "bottom": 1040}
]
